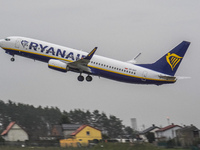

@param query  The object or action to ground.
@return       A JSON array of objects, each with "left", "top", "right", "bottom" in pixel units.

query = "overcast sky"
[{"left": 0, "top": 0, "right": 200, "bottom": 130}]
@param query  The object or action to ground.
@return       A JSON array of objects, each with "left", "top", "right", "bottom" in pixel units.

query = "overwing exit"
[{"left": 0, "top": 36, "right": 190, "bottom": 85}]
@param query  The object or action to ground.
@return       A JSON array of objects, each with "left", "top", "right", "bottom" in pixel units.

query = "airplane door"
[
  {"left": 141, "top": 71, "right": 148, "bottom": 81},
  {"left": 15, "top": 39, "right": 21, "bottom": 48}
]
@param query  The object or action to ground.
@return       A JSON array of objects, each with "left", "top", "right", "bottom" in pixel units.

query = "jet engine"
[{"left": 48, "top": 59, "right": 68, "bottom": 72}]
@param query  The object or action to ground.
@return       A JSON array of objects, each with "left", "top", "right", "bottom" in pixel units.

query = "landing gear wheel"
[
  {"left": 86, "top": 75, "right": 92, "bottom": 82},
  {"left": 11, "top": 57, "right": 15, "bottom": 62},
  {"left": 78, "top": 75, "right": 84, "bottom": 82}
]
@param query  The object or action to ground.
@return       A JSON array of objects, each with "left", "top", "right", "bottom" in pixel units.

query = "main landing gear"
[
  {"left": 78, "top": 75, "right": 84, "bottom": 82},
  {"left": 77, "top": 74, "right": 92, "bottom": 82}
]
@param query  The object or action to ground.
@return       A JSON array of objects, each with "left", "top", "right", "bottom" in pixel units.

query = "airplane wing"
[{"left": 67, "top": 47, "right": 98, "bottom": 73}]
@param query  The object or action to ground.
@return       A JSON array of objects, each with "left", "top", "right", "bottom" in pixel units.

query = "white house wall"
[
  {"left": 157, "top": 126, "right": 181, "bottom": 139},
  {"left": 3, "top": 124, "right": 29, "bottom": 141}
]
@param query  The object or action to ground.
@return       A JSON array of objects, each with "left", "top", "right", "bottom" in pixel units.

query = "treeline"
[{"left": 0, "top": 100, "right": 133, "bottom": 140}]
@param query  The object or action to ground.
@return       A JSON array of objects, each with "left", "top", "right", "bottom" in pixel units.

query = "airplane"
[{"left": 0, "top": 36, "right": 190, "bottom": 85}]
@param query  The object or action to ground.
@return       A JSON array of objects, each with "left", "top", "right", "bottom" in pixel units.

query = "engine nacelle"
[{"left": 48, "top": 59, "right": 68, "bottom": 72}]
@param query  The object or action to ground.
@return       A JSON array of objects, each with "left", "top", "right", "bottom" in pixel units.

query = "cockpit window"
[{"left": 5, "top": 38, "right": 10, "bottom": 41}]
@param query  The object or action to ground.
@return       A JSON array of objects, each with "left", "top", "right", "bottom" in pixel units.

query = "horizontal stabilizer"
[
  {"left": 127, "top": 52, "right": 141, "bottom": 64},
  {"left": 159, "top": 75, "right": 176, "bottom": 80}
]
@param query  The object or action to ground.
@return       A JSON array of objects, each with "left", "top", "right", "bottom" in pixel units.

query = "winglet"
[{"left": 84, "top": 47, "right": 98, "bottom": 60}]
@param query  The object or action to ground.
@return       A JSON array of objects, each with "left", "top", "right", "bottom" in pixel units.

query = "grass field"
[{"left": 0, "top": 143, "right": 191, "bottom": 150}]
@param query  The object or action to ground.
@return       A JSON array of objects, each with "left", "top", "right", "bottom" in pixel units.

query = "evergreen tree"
[
  {"left": 146, "top": 132, "right": 155, "bottom": 143},
  {"left": 0, "top": 100, "right": 127, "bottom": 140},
  {"left": 60, "top": 114, "right": 71, "bottom": 124}
]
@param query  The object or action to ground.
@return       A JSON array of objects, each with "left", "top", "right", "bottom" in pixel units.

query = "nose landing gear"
[{"left": 11, "top": 57, "right": 15, "bottom": 62}]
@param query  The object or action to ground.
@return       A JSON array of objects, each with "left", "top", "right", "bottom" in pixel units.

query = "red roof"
[
  {"left": 71, "top": 125, "right": 100, "bottom": 136},
  {"left": 156, "top": 124, "right": 182, "bottom": 132},
  {"left": 1, "top": 122, "right": 16, "bottom": 136}
]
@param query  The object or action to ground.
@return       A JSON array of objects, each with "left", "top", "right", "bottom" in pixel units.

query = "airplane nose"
[{"left": 0, "top": 39, "right": 3, "bottom": 47}]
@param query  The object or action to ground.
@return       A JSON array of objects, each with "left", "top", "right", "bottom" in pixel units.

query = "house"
[
  {"left": 140, "top": 124, "right": 160, "bottom": 142},
  {"left": 62, "top": 124, "right": 81, "bottom": 139},
  {"left": 51, "top": 125, "right": 63, "bottom": 138},
  {"left": 51, "top": 124, "right": 81, "bottom": 139},
  {"left": 176, "top": 125, "right": 200, "bottom": 147},
  {"left": 1, "top": 122, "right": 29, "bottom": 142},
  {"left": 156, "top": 123, "right": 182, "bottom": 140},
  {"left": 60, "top": 124, "right": 102, "bottom": 147}
]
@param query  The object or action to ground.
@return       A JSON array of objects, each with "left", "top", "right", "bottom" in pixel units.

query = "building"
[
  {"left": 1, "top": 122, "right": 29, "bottom": 142},
  {"left": 131, "top": 118, "right": 137, "bottom": 131},
  {"left": 60, "top": 124, "right": 102, "bottom": 147},
  {"left": 62, "top": 124, "right": 81, "bottom": 139},
  {"left": 156, "top": 123, "right": 182, "bottom": 140},
  {"left": 176, "top": 125, "right": 200, "bottom": 147},
  {"left": 51, "top": 125, "right": 63, "bottom": 138},
  {"left": 140, "top": 124, "right": 160, "bottom": 142},
  {"left": 51, "top": 124, "right": 81, "bottom": 139}
]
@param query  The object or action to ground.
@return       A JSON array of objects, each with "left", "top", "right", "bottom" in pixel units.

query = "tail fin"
[{"left": 137, "top": 41, "right": 190, "bottom": 76}]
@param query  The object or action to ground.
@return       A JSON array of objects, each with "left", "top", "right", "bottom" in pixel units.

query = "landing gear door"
[
  {"left": 15, "top": 38, "right": 21, "bottom": 48},
  {"left": 141, "top": 71, "right": 148, "bottom": 81}
]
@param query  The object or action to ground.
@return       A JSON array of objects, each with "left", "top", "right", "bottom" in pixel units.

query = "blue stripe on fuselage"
[{"left": 89, "top": 67, "right": 175, "bottom": 85}]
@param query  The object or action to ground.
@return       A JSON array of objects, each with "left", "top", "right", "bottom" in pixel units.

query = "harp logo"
[
  {"left": 21, "top": 40, "right": 29, "bottom": 48},
  {"left": 166, "top": 53, "right": 182, "bottom": 70}
]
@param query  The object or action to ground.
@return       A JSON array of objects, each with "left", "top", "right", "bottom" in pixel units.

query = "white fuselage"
[{"left": 0, "top": 36, "right": 176, "bottom": 84}]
